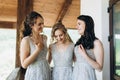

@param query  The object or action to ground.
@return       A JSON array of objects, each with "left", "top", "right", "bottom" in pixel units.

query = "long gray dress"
[
  {"left": 24, "top": 36, "right": 51, "bottom": 80},
  {"left": 72, "top": 45, "right": 97, "bottom": 80},
  {"left": 51, "top": 42, "right": 74, "bottom": 80}
]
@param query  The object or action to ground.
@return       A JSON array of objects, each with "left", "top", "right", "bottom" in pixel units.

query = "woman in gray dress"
[
  {"left": 20, "top": 11, "right": 51, "bottom": 80},
  {"left": 48, "top": 22, "right": 74, "bottom": 80},
  {"left": 72, "top": 15, "right": 104, "bottom": 80}
]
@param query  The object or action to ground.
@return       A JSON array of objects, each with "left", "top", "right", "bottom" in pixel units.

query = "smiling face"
[
  {"left": 32, "top": 17, "right": 44, "bottom": 34},
  {"left": 54, "top": 29, "right": 66, "bottom": 44},
  {"left": 76, "top": 19, "right": 86, "bottom": 35}
]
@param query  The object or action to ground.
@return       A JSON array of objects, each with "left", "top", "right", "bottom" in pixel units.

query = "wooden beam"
[
  {"left": 16, "top": 0, "right": 33, "bottom": 67},
  {"left": 109, "top": 0, "right": 120, "bottom": 6},
  {"left": 16, "top": 0, "right": 33, "bottom": 79},
  {"left": 0, "top": 21, "right": 16, "bottom": 29},
  {"left": 109, "top": 0, "right": 120, "bottom": 12},
  {"left": 56, "top": 0, "right": 72, "bottom": 22},
  {"left": 0, "top": 17, "right": 16, "bottom": 22}
]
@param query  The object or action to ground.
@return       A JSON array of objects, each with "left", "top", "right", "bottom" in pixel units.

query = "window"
[
  {"left": 0, "top": 29, "right": 16, "bottom": 80},
  {"left": 109, "top": 0, "right": 120, "bottom": 79}
]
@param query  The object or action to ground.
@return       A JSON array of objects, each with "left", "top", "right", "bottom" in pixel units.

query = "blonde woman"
[{"left": 48, "top": 22, "right": 74, "bottom": 80}]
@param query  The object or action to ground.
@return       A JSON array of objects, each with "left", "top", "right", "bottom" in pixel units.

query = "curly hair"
[
  {"left": 75, "top": 15, "right": 97, "bottom": 49},
  {"left": 21, "top": 11, "right": 43, "bottom": 37}
]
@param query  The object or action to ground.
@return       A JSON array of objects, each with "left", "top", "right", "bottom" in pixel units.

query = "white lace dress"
[
  {"left": 72, "top": 45, "right": 97, "bottom": 80},
  {"left": 51, "top": 43, "right": 74, "bottom": 80},
  {"left": 24, "top": 36, "right": 51, "bottom": 80}
]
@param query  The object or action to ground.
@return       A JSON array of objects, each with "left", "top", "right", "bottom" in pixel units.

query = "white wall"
[
  {"left": 81, "top": 0, "right": 110, "bottom": 80},
  {"left": 101, "top": 0, "right": 110, "bottom": 80}
]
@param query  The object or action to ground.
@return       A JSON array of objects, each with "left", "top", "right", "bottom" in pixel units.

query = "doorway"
[{"left": 109, "top": 0, "right": 120, "bottom": 80}]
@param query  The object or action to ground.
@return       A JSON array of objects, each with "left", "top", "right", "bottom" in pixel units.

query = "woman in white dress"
[
  {"left": 48, "top": 22, "right": 74, "bottom": 80},
  {"left": 72, "top": 15, "right": 104, "bottom": 80},
  {"left": 20, "top": 11, "right": 51, "bottom": 80}
]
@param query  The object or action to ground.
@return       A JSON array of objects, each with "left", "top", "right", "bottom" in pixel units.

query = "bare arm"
[
  {"left": 79, "top": 40, "right": 104, "bottom": 72},
  {"left": 20, "top": 37, "right": 42, "bottom": 69},
  {"left": 73, "top": 53, "right": 76, "bottom": 62},
  {"left": 93, "top": 40, "right": 104, "bottom": 71},
  {"left": 48, "top": 45, "right": 52, "bottom": 64}
]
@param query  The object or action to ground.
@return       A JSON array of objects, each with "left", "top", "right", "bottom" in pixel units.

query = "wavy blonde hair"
[{"left": 51, "top": 22, "right": 73, "bottom": 43}]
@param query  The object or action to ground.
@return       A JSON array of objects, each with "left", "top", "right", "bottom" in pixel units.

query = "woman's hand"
[
  {"left": 35, "top": 41, "right": 44, "bottom": 51},
  {"left": 34, "top": 35, "right": 44, "bottom": 51},
  {"left": 78, "top": 44, "right": 87, "bottom": 58}
]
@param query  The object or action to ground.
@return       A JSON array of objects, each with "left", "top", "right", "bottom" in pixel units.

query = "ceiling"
[{"left": 0, "top": 0, "right": 80, "bottom": 29}]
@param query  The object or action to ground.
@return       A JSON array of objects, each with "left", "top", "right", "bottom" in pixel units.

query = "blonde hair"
[{"left": 51, "top": 22, "right": 73, "bottom": 43}]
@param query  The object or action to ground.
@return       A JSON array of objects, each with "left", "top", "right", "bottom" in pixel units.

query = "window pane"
[
  {"left": 0, "top": 29, "right": 16, "bottom": 80},
  {"left": 113, "top": 1, "right": 120, "bottom": 76}
]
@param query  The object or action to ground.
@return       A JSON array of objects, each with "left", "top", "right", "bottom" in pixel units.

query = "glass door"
[
  {"left": 113, "top": 1, "right": 120, "bottom": 78},
  {"left": 109, "top": 0, "right": 120, "bottom": 80}
]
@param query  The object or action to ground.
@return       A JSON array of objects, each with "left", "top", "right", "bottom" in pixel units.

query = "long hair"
[
  {"left": 51, "top": 22, "right": 73, "bottom": 43},
  {"left": 20, "top": 11, "right": 43, "bottom": 38},
  {"left": 75, "top": 15, "right": 97, "bottom": 49}
]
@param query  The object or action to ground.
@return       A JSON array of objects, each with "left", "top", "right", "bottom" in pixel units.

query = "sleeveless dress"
[
  {"left": 24, "top": 36, "right": 51, "bottom": 80},
  {"left": 51, "top": 43, "right": 74, "bottom": 80},
  {"left": 72, "top": 45, "right": 97, "bottom": 80}
]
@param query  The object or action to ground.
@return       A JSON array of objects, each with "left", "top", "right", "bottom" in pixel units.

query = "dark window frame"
[{"left": 109, "top": 0, "right": 120, "bottom": 80}]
